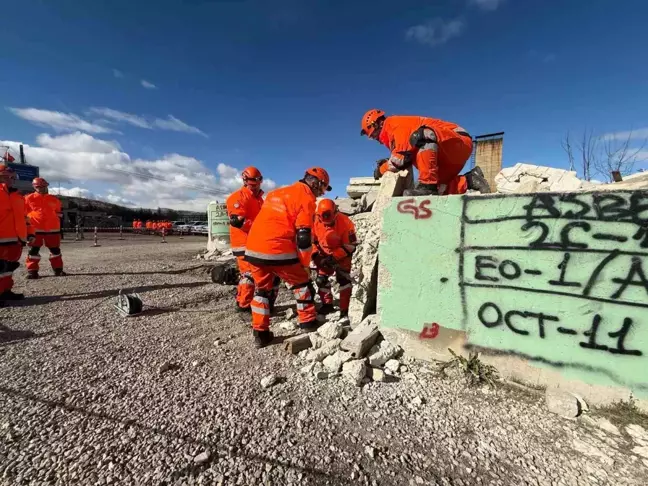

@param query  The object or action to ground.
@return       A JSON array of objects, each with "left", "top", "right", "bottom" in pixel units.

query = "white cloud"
[
  {"left": 36, "top": 132, "right": 121, "bottom": 153},
  {"left": 0, "top": 134, "right": 275, "bottom": 212},
  {"left": 469, "top": 0, "right": 506, "bottom": 11},
  {"left": 113, "top": 69, "right": 124, "bottom": 78},
  {"left": 601, "top": 128, "right": 648, "bottom": 141},
  {"left": 88, "top": 107, "right": 152, "bottom": 129},
  {"left": 141, "top": 80, "right": 157, "bottom": 89},
  {"left": 153, "top": 115, "right": 207, "bottom": 137},
  {"left": 50, "top": 187, "right": 93, "bottom": 198},
  {"left": 405, "top": 18, "right": 465, "bottom": 47},
  {"left": 8, "top": 107, "right": 114, "bottom": 134}
]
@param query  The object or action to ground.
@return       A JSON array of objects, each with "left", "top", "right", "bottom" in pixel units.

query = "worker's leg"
[
  {"left": 335, "top": 263, "right": 353, "bottom": 318},
  {"left": 26, "top": 234, "right": 43, "bottom": 277},
  {"left": 315, "top": 266, "right": 335, "bottom": 315},
  {"left": 273, "top": 263, "right": 317, "bottom": 328},
  {"left": 235, "top": 256, "right": 255, "bottom": 311},
  {"left": 269, "top": 276, "right": 281, "bottom": 313},
  {"left": 0, "top": 243, "right": 24, "bottom": 300},
  {"left": 403, "top": 128, "right": 441, "bottom": 196},
  {"left": 437, "top": 131, "right": 473, "bottom": 195},
  {"left": 43, "top": 234, "right": 64, "bottom": 275}
]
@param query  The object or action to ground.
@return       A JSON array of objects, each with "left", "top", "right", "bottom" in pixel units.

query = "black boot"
[
  {"left": 54, "top": 269, "right": 67, "bottom": 277},
  {"left": 299, "top": 320, "right": 319, "bottom": 331},
  {"left": 318, "top": 303, "right": 335, "bottom": 315},
  {"left": 465, "top": 166, "right": 491, "bottom": 193},
  {"left": 26, "top": 271, "right": 39, "bottom": 280},
  {"left": 236, "top": 304, "right": 251, "bottom": 313},
  {"left": 0, "top": 290, "right": 24, "bottom": 301},
  {"left": 403, "top": 183, "right": 439, "bottom": 197},
  {"left": 253, "top": 330, "right": 274, "bottom": 348}
]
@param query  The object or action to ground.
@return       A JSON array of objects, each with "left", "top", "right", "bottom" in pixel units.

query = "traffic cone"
[{"left": 93, "top": 226, "right": 101, "bottom": 247}]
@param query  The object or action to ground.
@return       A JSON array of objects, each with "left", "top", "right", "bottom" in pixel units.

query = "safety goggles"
[{"left": 244, "top": 176, "right": 263, "bottom": 183}]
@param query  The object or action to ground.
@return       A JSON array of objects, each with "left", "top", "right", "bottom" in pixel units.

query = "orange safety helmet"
[
  {"left": 360, "top": 109, "right": 385, "bottom": 138},
  {"left": 305, "top": 167, "right": 332, "bottom": 191},
  {"left": 316, "top": 198, "right": 338, "bottom": 225},
  {"left": 32, "top": 177, "right": 49, "bottom": 188},
  {"left": 242, "top": 166, "right": 263, "bottom": 186}
]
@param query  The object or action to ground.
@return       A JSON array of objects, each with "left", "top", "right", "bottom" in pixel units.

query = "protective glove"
[
  {"left": 27, "top": 235, "right": 35, "bottom": 244},
  {"left": 321, "top": 255, "right": 337, "bottom": 269},
  {"left": 374, "top": 159, "right": 388, "bottom": 180}
]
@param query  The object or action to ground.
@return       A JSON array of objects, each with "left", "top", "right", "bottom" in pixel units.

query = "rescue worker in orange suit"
[
  {"left": 360, "top": 109, "right": 490, "bottom": 196},
  {"left": 24, "top": 177, "right": 66, "bottom": 279},
  {"left": 312, "top": 199, "right": 357, "bottom": 323},
  {"left": 226, "top": 166, "right": 279, "bottom": 312},
  {"left": 244, "top": 167, "right": 332, "bottom": 348},
  {"left": 0, "top": 165, "right": 33, "bottom": 303}
]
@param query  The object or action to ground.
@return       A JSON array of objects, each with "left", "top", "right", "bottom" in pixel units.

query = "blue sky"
[{"left": 1, "top": 0, "right": 647, "bottom": 209}]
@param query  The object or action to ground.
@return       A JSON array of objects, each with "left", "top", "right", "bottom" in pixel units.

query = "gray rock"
[
  {"left": 317, "top": 321, "right": 344, "bottom": 340},
  {"left": 365, "top": 445, "right": 376, "bottom": 459},
  {"left": 322, "top": 350, "right": 352, "bottom": 373},
  {"left": 368, "top": 367, "right": 386, "bottom": 382},
  {"left": 309, "top": 334, "right": 328, "bottom": 350},
  {"left": 627, "top": 424, "right": 648, "bottom": 442},
  {"left": 411, "top": 396, "right": 424, "bottom": 408},
  {"left": 367, "top": 340, "right": 401, "bottom": 367},
  {"left": 545, "top": 388, "right": 584, "bottom": 419},
  {"left": 340, "top": 315, "right": 380, "bottom": 358},
  {"left": 260, "top": 374, "right": 278, "bottom": 389},
  {"left": 632, "top": 446, "right": 648, "bottom": 459},
  {"left": 342, "top": 360, "right": 367, "bottom": 387},
  {"left": 306, "top": 339, "right": 342, "bottom": 362},
  {"left": 193, "top": 451, "right": 211, "bottom": 465},
  {"left": 278, "top": 321, "right": 298, "bottom": 331},
  {"left": 385, "top": 359, "right": 400, "bottom": 373},
  {"left": 284, "top": 308, "right": 296, "bottom": 320}
]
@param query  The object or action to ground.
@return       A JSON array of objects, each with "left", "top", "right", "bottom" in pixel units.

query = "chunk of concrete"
[
  {"left": 368, "top": 367, "right": 387, "bottom": 382},
  {"left": 322, "top": 350, "right": 353, "bottom": 373},
  {"left": 340, "top": 315, "right": 381, "bottom": 359},
  {"left": 335, "top": 197, "right": 361, "bottom": 216},
  {"left": 317, "top": 321, "right": 344, "bottom": 340},
  {"left": 385, "top": 359, "right": 400, "bottom": 373},
  {"left": 349, "top": 177, "right": 381, "bottom": 186},
  {"left": 306, "top": 338, "right": 342, "bottom": 362},
  {"left": 367, "top": 340, "right": 402, "bottom": 367},
  {"left": 545, "top": 388, "right": 584, "bottom": 419},
  {"left": 309, "top": 333, "right": 328, "bottom": 349},
  {"left": 284, "top": 334, "right": 312, "bottom": 355},
  {"left": 361, "top": 189, "right": 378, "bottom": 212},
  {"left": 347, "top": 185, "right": 380, "bottom": 199},
  {"left": 342, "top": 359, "right": 367, "bottom": 386}
]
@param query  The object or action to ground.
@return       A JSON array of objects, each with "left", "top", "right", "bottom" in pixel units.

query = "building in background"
[
  {"left": 1, "top": 144, "right": 40, "bottom": 194},
  {"left": 471, "top": 132, "right": 504, "bottom": 193}
]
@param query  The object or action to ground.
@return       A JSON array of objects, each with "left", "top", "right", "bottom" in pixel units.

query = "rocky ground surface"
[{"left": 1, "top": 235, "right": 647, "bottom": 486}]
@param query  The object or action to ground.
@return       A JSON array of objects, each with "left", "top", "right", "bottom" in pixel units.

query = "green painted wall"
[
  {"left": 379, "top": 191, "right": 648, "bottom": 395},
  {"left": 208, "top": 202, "right": 230, "bottom": 244}
]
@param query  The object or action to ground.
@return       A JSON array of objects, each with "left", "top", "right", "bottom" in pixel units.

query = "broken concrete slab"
[
  {"left": 347, "top": 185, "right": 380, "bottom": 199},
  {"left": 367, "top": 339, "right": 402, "bottom": 367},
  {"left": 322, "top": 350, "right": 352, "bottom": 373},
  {"left": 545, "top": 388, "right": 584, "bottom": 419},
  {"left": 306, "top": 338, "right": 342, "bottom": 362},
  {"left": 335, "top": 197, "right": 362, "bottom": 216},
  {"left": 340, "top": 314, "right": 380, "bottom": 359},
  {"left": 342, "top": 359, "right": 367, "bottom": 386},
  {"left": 317, "top": 321, "right": 344, "bottom": 340},
  {"left": 284, "top": 334, "right": 312, "bottom": 355},
  {"left": 495, "top": 163, "right": 585, "bottom": 194},
  {"left": 349, "top": 177, "right": 381, "bottom": 186},
  {"left": 360, "top": 189, "right": 379, "bottom": 212}
]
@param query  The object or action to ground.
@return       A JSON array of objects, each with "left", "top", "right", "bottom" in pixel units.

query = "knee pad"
[
  {"left": 410, "top": 126, "right": 437, "bottom": 149},
  {"left": 315, "top": 275, "right": 330, "bottom": 288},
  {"left": 255, "top": 289, "right": 271, "bottom": 298},
  {"left": 49, "top": 247, "right": 61, "bottom": 256},
  {"left": 291, "top": 281, "right": 315, "bottom": 303},
  {"left": 336, "top": 273, "right": 351, "bottom": 287},
  {"left": 28, "top": 246, "right": 41, "bottom": 256}
]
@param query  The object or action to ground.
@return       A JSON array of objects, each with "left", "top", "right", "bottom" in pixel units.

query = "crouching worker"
[
  {"left": 312, "top": 199, "right": 357, "bottom": 324},
  {"left": 24, "top": 178, "right": 66, "bottom": 278},
  {"left": 244, "top": 167, "right": 332, "bottom": 348}
]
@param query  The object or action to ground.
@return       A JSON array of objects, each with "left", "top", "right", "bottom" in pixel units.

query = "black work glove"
[
  {"left": 374, "top": 159, "right": 388, "bottom": 180},
  {"left": 322, "top": 255, "right": 337, "bottom": 268}
]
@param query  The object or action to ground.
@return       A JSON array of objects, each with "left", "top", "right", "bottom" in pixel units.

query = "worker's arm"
[
  {"left": 54, "top": 197, "right": 63, "bottom": 219},
  {"left": 295, "top": 199, "right": 316, "bottom": 268},
  {"left": 226, "top": 192, "right": 252, "bottom": 232}
]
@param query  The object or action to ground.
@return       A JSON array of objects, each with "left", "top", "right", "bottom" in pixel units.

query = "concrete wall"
[{"left": 378, "top": 190, "right": 648, "bottom": 407}]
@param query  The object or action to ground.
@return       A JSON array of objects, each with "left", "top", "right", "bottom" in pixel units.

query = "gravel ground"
[{"left": 1, "top": 235, "right": 647, "bottom": 485}]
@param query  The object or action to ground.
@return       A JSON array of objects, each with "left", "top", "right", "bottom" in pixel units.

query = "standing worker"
[
  {"left": 24, "top": 177, "right": 66, "bottom": 278},
  {"left": 0, "top": 165, "right": 32, "bottom": 303},
  {"left": 360, "top": 109, "right": 490, "bottom": 196},
  {"left": 226, "top": 166, "right": 273, "bottom": 312},
  {"left": 312, "top": 199, "right": 357, "bottom": 323},
  {"left": 244, "top": 167, "right": 332, "bottom": 348}
]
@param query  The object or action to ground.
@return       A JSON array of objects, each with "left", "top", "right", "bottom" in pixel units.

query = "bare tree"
[
  {"left": 596, "top": 129, "right": 647, "bottom": 182},
  {"left": 577, "top": 128, "right": 599, "bottom": 182},
  {"left": 561, "top": 132, "right": 575, "bottom": 172}
]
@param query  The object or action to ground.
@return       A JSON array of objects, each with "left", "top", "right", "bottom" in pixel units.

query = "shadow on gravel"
[
  {"left": 12, "top": 282, "right": 211, "bottom": 307},
  {"left": 0, "top": 385, "right": 346, "bottom": 483},
  {"left": 65, "top": 264, "right": 213, "bottom": 277},
  {"left": 0, "top": 324, "right": 53, "bottom": 346}
]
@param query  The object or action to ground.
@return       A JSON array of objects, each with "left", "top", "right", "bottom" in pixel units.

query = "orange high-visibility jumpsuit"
[
  {"left": 24, "top": 192, "right": 64, "bottom": 273},
  {"left": 378, "top": 115, "right": 472, "bottom": 194},
  {"left": 0, "top": 184, "right": 31, "bottom": 293},
  {"left": 244, "top": 181, "right": 317, "bottom": 330},
  {"left": 226, "top": 186, "right": 269, "bottom": 310},
  {"left": 145, "top": 221, "right": 152, "bottom": 231},
  {"left": 312, "top": 213, "right": 357, "bottom": 313}
]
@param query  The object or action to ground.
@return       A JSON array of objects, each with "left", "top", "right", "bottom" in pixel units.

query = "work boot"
[
  {"left": 54, "top": 269, "right": 67, "bottom": 277},
  {"left": 403, "top": 183, "right": 439, "bottom": 197},
  {"left": 0, "top": 290, "right": 25, "bottom": 301},
  {"left": 236, "top": 304, "right": 251, "bottom": 313},
  {"left": 338, "top": 310, "right": 350, "bottom": 325},
  {"left": 318, "top": 303, "right": 335, "bottom": 315},
  {"left": 253, "top": 330, "right": 274, "bottom": 349},
  {"left": 26, "top": 271, "right": 39, "bottom": 280},
  {"left": 465, "top": 166, "right": 491, "bottom": 193},
  {"left": 299, "top": 320, "right": 319, "bottom": 331}
]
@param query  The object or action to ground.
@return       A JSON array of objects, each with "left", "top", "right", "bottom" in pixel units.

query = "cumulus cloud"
[
  {"left": 8, "top": 108, "right": 114, "bottom": 134},
  {"left": 0, "top": 134, "right": 275, "bottom": 211},
  {"left": 50, "top": 187, "right": 94, "bottom": 198},
  {"left": 601, "top": 128, "right": 648, "bottom": 141},
  {"left": 36, "top": 132, "right": 121, "bottom": 153},
  {"left": 469, "top": 0, "right": 506, "bottom": 11},
  {"left": 88, "top": 107, "right": 152, "bottom": 129},
  {"left": 405, "top": 18, "right": 465, "bottom": 47},
  {"left": 141, "top": 80, "right": 157, "bottom": 89}
]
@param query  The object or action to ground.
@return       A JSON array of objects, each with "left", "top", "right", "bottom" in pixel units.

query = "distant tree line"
[{"left": 62, "top": 196, "right": 206, "bottom": 222}]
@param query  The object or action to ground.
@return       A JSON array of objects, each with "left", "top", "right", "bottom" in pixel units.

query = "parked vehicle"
[{"left": 191, "top": 222, "right": 208, "bottom": 235}]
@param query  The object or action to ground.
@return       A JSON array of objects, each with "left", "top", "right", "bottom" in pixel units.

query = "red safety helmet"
[
  {"left": 242, "top": 166, "right": 263, "bottom": 186},
  {"left": 0, "top": 165, "right": 16, "bottom": 178},
  {"left": 360, "top": 109, "right": 385, "bottom": 138},
  {"left": 32, "top": 177, "right": 49, "bottom": 188},
  {"left": 304, "top": 167, "right": 332, "bottom": 191},
  {"left": 316, "top": 198, "right": 338, "bottom": 225}
]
